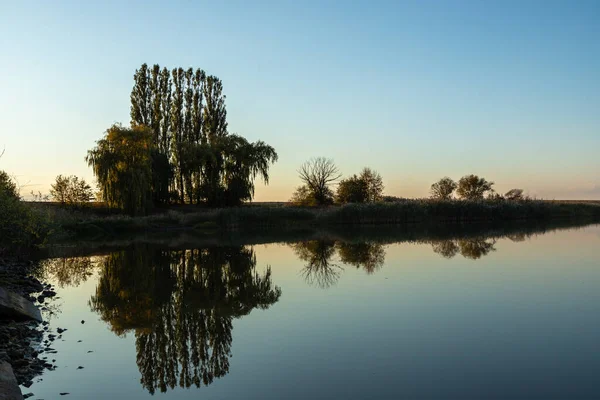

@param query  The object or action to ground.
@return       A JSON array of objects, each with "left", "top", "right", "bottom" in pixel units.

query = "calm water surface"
[{"left": 25, "top": 224, "right": 600, "bottom": 399}]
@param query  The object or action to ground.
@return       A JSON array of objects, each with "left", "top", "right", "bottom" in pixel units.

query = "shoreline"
[
  {"left": 0, "top": 259, "right": 59, "bottom": 394},
  {"left": 46, "top": 200, "right": 600, "bottom": 242}
]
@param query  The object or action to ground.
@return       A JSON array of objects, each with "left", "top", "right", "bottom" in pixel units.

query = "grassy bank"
[
  {"left": 39, "top": 216, "right": 598, "bottom": 259},
  {"left": 45, "top": 199, "right": 600, "bottom": 241}
]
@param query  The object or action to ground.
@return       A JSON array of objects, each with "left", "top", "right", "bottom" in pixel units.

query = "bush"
[
  {"left": 336, "top": 175, "right": 368, "bottom": 204},
  {"left": 0, "top": 171, "right": 52, "bottom": 254},
  {"left": 50, "top": 174, "right": 95, "bottom": 206}
]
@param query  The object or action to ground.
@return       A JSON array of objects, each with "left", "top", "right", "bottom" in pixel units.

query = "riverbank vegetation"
[
  {"left": 0, "top": 170, "right": 52, "bottom": 255},
  {"left": 46, "top": 198, "right": 600, "bottom": 241}
]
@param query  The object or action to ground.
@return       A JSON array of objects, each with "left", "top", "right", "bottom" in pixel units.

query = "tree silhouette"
[
  {"left": 298, "top": 158, "right": 341, "bottom": 205},
  {"left": 456, "top": 175, "right": 494, "bottom": 200},
  {"left": 430, "top": 177, "right": 457, "bottom": 200}
]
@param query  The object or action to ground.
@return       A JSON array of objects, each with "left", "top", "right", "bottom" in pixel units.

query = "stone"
[
  {"left": 0, "top": 361, "right": 23, "bottom": 400},
  {"left": 0, "top": 288, "right": 42, "bottom": 322}
]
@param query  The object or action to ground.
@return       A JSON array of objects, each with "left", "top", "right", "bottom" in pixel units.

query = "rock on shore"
[{"left": 0, "top": 361, "right": 22, "bottom": 400}]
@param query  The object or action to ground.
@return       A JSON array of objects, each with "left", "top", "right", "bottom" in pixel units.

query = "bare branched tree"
[{"left": 298, "top": 157, "right": 342, "bottom": 205}]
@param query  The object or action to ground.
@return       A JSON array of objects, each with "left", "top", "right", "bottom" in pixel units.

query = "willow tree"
[{"left": 86, "top": 124, "right": 154, "bottom": 215}]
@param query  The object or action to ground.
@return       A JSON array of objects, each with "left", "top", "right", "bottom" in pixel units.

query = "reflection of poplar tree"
[{"left": 89, "top": 245, "right": 281, "bottom": 394}]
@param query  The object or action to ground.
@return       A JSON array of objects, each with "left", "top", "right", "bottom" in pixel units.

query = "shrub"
[
  {"left": 50, "top": 174, "right": 95, "bottom": 206},
  {"left": 336, "top": 175, "right": 368, "bottom": 203},
  {"left": 0, "top": 171, "right": 52, "bottom": 254}
]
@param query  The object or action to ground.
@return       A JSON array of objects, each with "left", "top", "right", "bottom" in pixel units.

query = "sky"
[{"left": 1, "top": 0, "right": 599, "bottom": 200}]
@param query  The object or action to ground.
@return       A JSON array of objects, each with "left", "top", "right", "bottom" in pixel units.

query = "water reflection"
[
  {"left": 431, "top": 238, "right": 496, "bottom": 260},
  {"left": 88, "top": 245, "right": 281, "bottom": 394},
  {"left": 337, "top": 242, "right": 386, "bottom": 273},
  {"left": 291, "top": 240, "right": 342, "bottom": 288},
  {"left": 38, "top": 221, "right": 599, "bottom": 395}
]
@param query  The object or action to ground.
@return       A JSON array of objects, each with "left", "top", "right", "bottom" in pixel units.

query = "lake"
[{"left": 24, "top": 222, "right": 600, "bottom": 399}]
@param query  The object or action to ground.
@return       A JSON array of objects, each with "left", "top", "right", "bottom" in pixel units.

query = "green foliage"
[
  {"left": 128, "top": 63, "right": 277, "bottom": 206},
  {"left": 430, "top": 177, "right": 457, "bottom": 200},
  {"left": 50, "top": 174, "right": 94, "bottom": 206},
  {"left": 336, "top": 175, "right": 368, "bottom": 203},
  {"left": 86, "top": 124, "right": 154, "bottom": 215},
  {"left": 456, "top": 174, "right": 494, "bottom": 200},
  {"left": 0, "top": 170, "right": 51, "bottom": 253},
  {"left": 0, "top": 170, "right": 18, "bottom": 198},
  {"left": 289, "top": 185, "right": 318, "bottom": 206},
  {"left": 359, "top": 167, "right": 384, "bottom": 202},
  {"left": 336, "top": 167, "right": 384, "bottom": 204}
]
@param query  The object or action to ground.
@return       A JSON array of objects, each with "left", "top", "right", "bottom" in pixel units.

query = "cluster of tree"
[
  {"left": 290, "top": 157, "right": 384, "bottom": 206},
  {"left": 49, "top": 175, "right": 94, "bottom": 206},
  {"left": 336, "top": 168, "right": 384, "bottom": 204},
  {"left": 291, "top": 240, "right": 386, "bottom": 288},
  {"left": 430, "top": 174, "right": 525, "bottom": 201},
  {"left": 87, "top": 64, "right": 278, "bottom": 215},
  {"left": 430, "top": 237, "right": 496, "bottom": 259},
  {"left": 88, "top": 245, "right": 281, "bottom": 394}
]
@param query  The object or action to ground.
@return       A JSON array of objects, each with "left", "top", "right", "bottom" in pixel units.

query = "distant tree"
[
  {"left": 430, "top": 177, "right": 457, "bottom": 200},
  {"left": 50, "top": 175, "right": 94, "bottom": 206},
  {"left": 289, "top": 185, "right": 316, "bottom": 206},
  {"left": 359, "top": 168, "right": 384, "bottom": 202},
  {"left": 505, "top": 188, "right": 524, "bottom": 201},
  {"left": 49, "top": 175, "right": 69, "bottom": 204},
  {"left": 86, "top": 124, "right": 154, "bottom": 215},
  {"left": 456, "top": 174, "right": 494, "bottom": 200},
  {"left": 298, "top": 158, "right": 341, "bottom": 205},
  {"left": 336, "top": 175, "right": 368, "bottom": 204}
]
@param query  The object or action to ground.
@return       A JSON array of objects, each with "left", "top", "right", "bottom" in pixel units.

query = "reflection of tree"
[
  {"left": 431, "top": 241, "right": 460, "bottom": 259},
  {"left": 336, "top": 242, "right": 385, "bottom": 274},
  {"left": 507, "top": 233, "right": 527, "bottom": 242},
  {"left": 457, "top": 238, "right": 496, "bottom": 259},
  {"left": 291, "top": 241, "right": 342, "bottom": 288},
  {"left": 431, "top": 238, "right": 496, "bottom": 260},
  {"left": 40, "top": 256, "right": 98, "bottom": 287},
  {"left": 89, "top": 245, "right": 281, "bottom": 394}
]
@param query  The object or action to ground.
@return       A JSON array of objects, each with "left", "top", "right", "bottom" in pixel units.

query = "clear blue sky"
[{"left": 1, "top": 0, "right": 599, "bottom": 200}]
